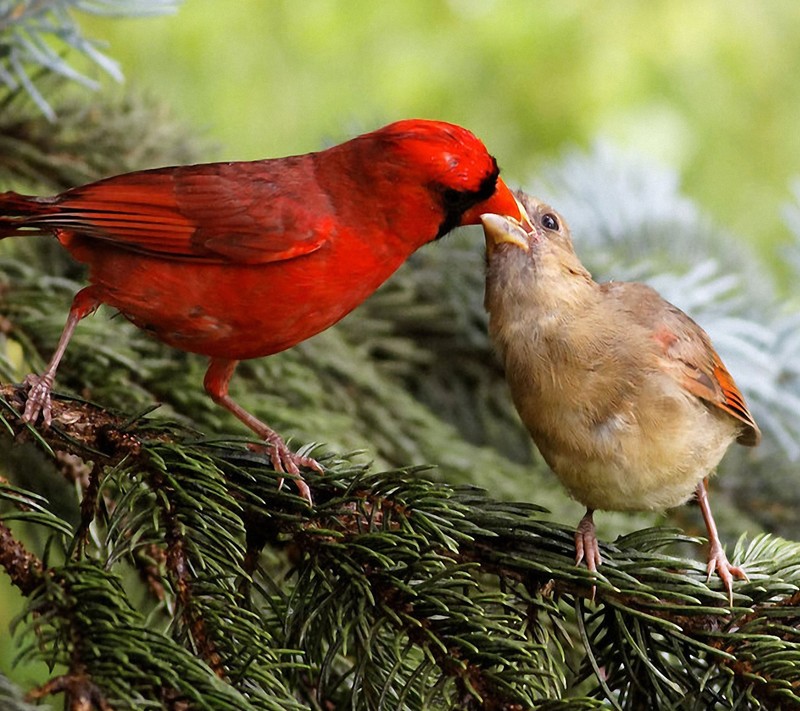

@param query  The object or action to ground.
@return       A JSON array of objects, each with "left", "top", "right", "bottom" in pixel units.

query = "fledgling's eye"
[{"left": 541, "top": 213, "right": 560, "bottom": 231}]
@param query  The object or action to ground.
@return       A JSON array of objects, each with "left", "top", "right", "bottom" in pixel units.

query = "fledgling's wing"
[{"left": 603, "top": 281, "right": 761, "bottom": 446}]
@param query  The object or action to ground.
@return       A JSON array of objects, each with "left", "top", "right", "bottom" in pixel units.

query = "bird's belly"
[
  {"left": 537, "top": 398, "right": 737, "bottom": 513},
  {"left": 552, "top": 456, "right": 703, "bottom": 512},
  {"left": 80, "top": 246, "right": 392, "bottom": 360}
]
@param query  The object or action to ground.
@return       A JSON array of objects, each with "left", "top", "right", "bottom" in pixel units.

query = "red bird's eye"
[{"left": 541, "top": 213, "right": 560, "bottom": 231}]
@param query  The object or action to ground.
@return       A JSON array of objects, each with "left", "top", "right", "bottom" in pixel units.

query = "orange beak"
[{"left": 460, "top": 177, "right": 532, "bottom": 230}]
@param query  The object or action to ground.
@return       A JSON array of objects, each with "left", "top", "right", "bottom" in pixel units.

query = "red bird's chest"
[{"left": 74, "top": 232, "right": 407, "bottom": 361}]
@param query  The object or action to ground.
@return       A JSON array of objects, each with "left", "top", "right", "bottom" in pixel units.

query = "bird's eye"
[{"left": 541, "top": 213, "right": 560, "bottom": 231}]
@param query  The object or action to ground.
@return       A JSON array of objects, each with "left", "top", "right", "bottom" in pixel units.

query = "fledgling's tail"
[{"left": 0, "top": 191, "right": 59, "bottom": 239}]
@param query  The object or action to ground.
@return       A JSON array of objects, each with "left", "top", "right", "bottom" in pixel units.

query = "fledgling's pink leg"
[{"left": 697, "top": 478, "right": 747, "bottom": 606}]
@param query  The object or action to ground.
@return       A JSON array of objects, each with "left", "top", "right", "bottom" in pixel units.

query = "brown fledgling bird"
[{"left": 481, "top": 193, "right": 760, "bottom": 603}]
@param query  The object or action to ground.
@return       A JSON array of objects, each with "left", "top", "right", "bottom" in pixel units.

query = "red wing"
[{"left": 49, "top": 159, "right": 331, "bottom": 264}]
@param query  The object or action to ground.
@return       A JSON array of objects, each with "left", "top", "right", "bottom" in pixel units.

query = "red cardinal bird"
[
  {"left": 0, "top": 119, "right": 527, "bottom": 502},
  {"left": 482, "top": 194, "right": 760, "bottom": 603}
]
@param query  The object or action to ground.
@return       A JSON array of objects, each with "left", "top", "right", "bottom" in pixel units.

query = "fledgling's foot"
[
  {"left": 574, "top": 509, "right": 602, "bottom": 572},
  {"left": 574, "top": 509, "right": 602, "bottom": 600},
  {"left": 706, "top": 539, "right": 747, "bottom": 606}
]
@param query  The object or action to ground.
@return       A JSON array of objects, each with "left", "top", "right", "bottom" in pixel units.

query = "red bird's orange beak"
[{"left": 460, "top": 178, "right": 532, "bottom": 231}]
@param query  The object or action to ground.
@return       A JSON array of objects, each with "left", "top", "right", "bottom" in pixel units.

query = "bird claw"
[
  {"left": 574, "top": 511, "right": 602, "bottom": 601},
  {"left": 574, "top": 515, "right": 602, "bottom": 572},
  {"left": 706, "top": 540, "right": 747, "bottom": 606},
  {"left": 21, "top": 373, "right": 55, "bottom": 426},
  {"left": 248, "top": 434, "right": 322, "bottom": 505}
]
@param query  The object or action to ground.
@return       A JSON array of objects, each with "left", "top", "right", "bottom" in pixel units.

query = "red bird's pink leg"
[
  {"left": 22, "top": 287, "right": 101, "bottom": 426},
  {"left": 203, "top": 358, "right": 322, "bottom": 504},
  {"left": 696, "top": 477, "right": 747, "bottom": 605}
]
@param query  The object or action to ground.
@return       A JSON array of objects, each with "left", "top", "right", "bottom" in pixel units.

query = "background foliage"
[{"left": 1, "top": 1, "right": 800, "bottom": 709}]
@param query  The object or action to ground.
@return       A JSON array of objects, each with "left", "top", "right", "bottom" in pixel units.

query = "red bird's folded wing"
[{"left": 47, "top": 159, "right": 330, "bottom": 264}]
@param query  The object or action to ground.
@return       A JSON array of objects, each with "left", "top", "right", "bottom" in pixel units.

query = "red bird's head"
[{"left": 361, "top": 119, "right": 530, "bottom": 239}]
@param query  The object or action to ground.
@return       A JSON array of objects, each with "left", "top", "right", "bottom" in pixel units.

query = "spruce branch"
[
  {"left": 0, "top": 514, "right": 43, "bottom": 595},
  {"left": 2, "top": 387, "right": 800, "bottom": 707},
  {"left": 0, "top": 0, "right": 181, "bottom": 120},
  {"left": 26, "top": 673, "right": 114, "bottom": 711},
  {"left": 1, "top": 394, "right": 304, "bottom": 709},
  {"left": 0, "top": 77, "right": 210, "bottom": 193}
]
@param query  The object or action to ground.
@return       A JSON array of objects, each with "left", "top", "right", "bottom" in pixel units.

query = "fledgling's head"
[
  {"left": 482, "top": 192, "right": 589, "bottom": 278},
  {"left": 481, "top": 192, "right": 593, "bottom": 312},
  {"left": 363, "top": 119, "right": 529, "bottom": 239}
]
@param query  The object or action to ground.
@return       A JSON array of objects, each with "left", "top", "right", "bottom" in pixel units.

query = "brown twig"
[
  {"left": 26, "top": 672, "right": 114, "bottom": 711},
  {"left": 0, "top": 518, "right": 44, "bottom": 595},
  {"left": 164, "top": 506, "right": 225, "bottom": 677}
]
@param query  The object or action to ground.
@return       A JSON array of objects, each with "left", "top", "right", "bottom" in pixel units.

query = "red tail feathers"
[{"left": 0, "top": 191, "right": 57, "bottom": 238}]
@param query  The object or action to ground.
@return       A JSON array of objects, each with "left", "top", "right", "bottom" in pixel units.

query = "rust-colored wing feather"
[
  {"left": 672, "top": 341, "right": 761, "bottom": 446},
  {"left": 606, "top": 282, "right": 761, "bottom": 447},
  {"left": 7, "top": 158, "right": 332, "bottom": 264}
]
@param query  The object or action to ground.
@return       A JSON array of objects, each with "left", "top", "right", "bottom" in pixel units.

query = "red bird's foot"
[
  {"left": 250, "top": 432, "right": 323, "bottom": 506},
  {"left": 21, "top": 372, "right": 56, "bottom": 426},
  {"left": 706, "top": 540, "right": 748, "bottom": 606}
]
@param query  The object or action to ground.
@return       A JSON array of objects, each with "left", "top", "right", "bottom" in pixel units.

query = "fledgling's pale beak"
[{"left": 480, "top": 213, "right": 530, "bottom": 255}]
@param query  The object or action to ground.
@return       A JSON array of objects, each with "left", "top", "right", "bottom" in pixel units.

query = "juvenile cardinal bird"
[
  {"left": 481, "top": 193, "right": 760, "bottom": 603},
  {"left": 0, "top": 119, "right": 528, "bottom": 502}
]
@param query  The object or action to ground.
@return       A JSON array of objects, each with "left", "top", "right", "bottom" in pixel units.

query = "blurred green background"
[{"left": 79, "top": 0, "right": 800, "bottom": 262}]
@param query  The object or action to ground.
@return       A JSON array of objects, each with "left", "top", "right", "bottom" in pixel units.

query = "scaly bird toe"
[
  {"left": 574, "top": 509, "right": 602, "bottom": 573},
  {"left": 574, "top": 510, "right": 602, "bottom": 601},
  {"left": 249, "top": 435, "right": 321, "bottom": 506},
  {"left": 21, "top": 373, "right": 55, "bottom": 426},
  {"left": 706, "top": 540, "right": 747, "bottom": 606}
]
